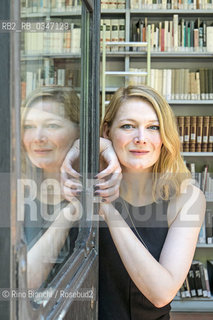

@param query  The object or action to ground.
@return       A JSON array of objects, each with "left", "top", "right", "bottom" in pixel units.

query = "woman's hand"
[
  {"left": 94, "top": 138, "right": 122, "bottom": 203},
  {"left": 61, "top": 139, "right": 82, "bottom": 202},
  {"left": 61, "top": 138, "right": 122, "bottom": 203}
]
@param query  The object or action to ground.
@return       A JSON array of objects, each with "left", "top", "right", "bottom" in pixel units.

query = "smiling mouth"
[
  {"left": 129, "top": 150, "right": 149, "bottom": 155},
  {"left": 33, "top": 149, "right": 52, "bottom": 154}
]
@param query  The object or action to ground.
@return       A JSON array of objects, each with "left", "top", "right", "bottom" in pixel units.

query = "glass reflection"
[{"left": 21, "top": 87, "right": 80, "bottom": 292}]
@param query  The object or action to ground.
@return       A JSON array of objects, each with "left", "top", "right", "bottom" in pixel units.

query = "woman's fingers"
[
  {"left": 61, "top": 163, "right": 81, "bottom": 180},
  {"left": 62, "top": 185, "right": 82, "bottom": 202},
  {"left": 94, "top": 189, "right": 120, "bottom": 204},
  {"left": 61, "top": 139, "right": 81, "bottom": 179},
  {"left": 64, "top": 178, "right": 82, "bottom": 191},
  {"left": 96, "top": 163, "right": 121, "bottom": 180},
  {"left": 95, "top": 171, "right": 122, "bottom": 190}
]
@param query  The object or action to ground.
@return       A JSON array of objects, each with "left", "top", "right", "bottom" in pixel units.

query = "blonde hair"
[
  {"left": 22, "top": 86, "right": 80, "bottom": 125},
  {"left": 21, "top": 86, "right": 80, "bottom": 180},
  {"left": 100, "top": 85, "right": 191, "bottom": 201}
]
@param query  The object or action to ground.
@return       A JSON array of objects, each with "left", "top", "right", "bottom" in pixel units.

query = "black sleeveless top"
[
  {"left": 99, "top": 198, "right": 171, "bottom": 320},
  {"left": 24, "top": 198, "right": 79, "bottom": 287}
]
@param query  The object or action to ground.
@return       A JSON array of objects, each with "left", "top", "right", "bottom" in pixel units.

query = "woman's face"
[
  {"left": 23, "top": 99, "right": 79, "bottom": 172},
  {"left": 104, "top": 98, "right": 163, "bottom": 173}
]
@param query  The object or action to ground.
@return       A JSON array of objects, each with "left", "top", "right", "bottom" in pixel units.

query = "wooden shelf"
[
  {"left": 21, "top": 54, "right": 81, "bottom": 61},
  {"left": 196, "top": 244, "right": 213, "bottom": 248},
  {"left": 21, "top": 9, "right": 81, "bottom": 18},
  {"left": 130, "top": 9, "right": 213, "bottom": 16},
  {"left": 181, "top": 152, "right": 213, "bottom": 157},
  {"left": 171, "top": 297, "right": 213, "bottom": 312}
]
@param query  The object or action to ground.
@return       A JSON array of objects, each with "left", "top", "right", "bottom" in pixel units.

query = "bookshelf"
[
  {"left": 20, "top": 2, "right": 82, "bottom": 100},
  {"left": 101, "top": 0, "right": 213, "bottom": 314}
]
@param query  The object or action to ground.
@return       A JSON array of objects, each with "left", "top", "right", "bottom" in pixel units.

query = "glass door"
[{"left": 10, "top": 0, "right": 100, "bottom": 318}]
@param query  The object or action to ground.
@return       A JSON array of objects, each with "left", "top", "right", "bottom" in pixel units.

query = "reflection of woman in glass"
[{"left": 21, "top": 87, "right": 81, "bottom": 290}]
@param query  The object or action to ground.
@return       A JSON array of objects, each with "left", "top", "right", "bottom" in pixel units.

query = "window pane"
[{"left": 20, "top": 1, "right": 82, "bottom": 305}]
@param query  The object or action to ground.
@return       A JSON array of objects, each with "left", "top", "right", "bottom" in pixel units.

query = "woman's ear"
[{"left": 103, "top": 122, "right": 110, "bottom": 139}]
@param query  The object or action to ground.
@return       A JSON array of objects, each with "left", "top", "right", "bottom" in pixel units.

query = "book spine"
[
  {"left": 184, "top": 116, "right": 190, "bottom": 152},
  {"left": 204, "top": 266, "right": 211, "bottom": 297},
  {"left": 173, "top": 14, "right": 179, "bottom": 51},
  {"left": 208, "top": 116, "right": 213, "bottom": 152},
  {"left": 207, "top": 260, "right": 213, "bottom": 295},
  {"left": 199, "top": 262, "right": 208, "bottom": 297},
  {"left": 208, "top": 69, "right": 213, "bottom": 99},
  {"left": 118, "top": 19, "right": 125, "bottom": 51},
  {"left": 200, "top": 68, "right": 205, "bottom": 99},
  {"left": 192, "top": 262, "right": 203, "bottom": 297},
  {"left": 204, "top": 68, "right": 209, "bottom": 99},
  {"left": 111, "top": 19, "right": 119, "bottom": 52},
  {"left": 207, "top": 26, "right": 213, "bottom": 52},
  {"left": 104, "top": 19, "right": 111, "bottom": 52},
  {"left": 100, "top": 20, "right": 103, "bottom": 51},
  {"left": 206, "top": 208, "right": 213, "bottom": 244},
  {"left": 190, "top": 116, "right": 196, "bottom": 152},
  {"left": 202, "top": 116, "right": 210, "bottom": 152},
  {"left": 177, "top": 116, "right": 184, "bottom": 148},
  {"left": 196, "top": 116, "right": 203, "bottom": 152},
  {"left": 188, "top": 267, "right": 197, "bottom": 297}
]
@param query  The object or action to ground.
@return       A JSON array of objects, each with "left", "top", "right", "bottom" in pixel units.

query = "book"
[
  {"left": 208, "top": 116, "right": 213, "bottom": 152},
  {"left": 202, "top": 116, "right": 210, "bottom": 152},
  {"left": 205, "top": 208, "right": 213, "bottom": 244},
  {"left": 207, "top": 26, "right": 213, "bottom": 52},
  {"left": 207, "top": 260, "right": 213, "bottom": 294},
  {"left": 199, "top": 262, "right": 208, "bottom": 297},
  {"left": 70, "top": 24, "right": 81, "bottom": 54},
  {"left": 187, "top": 268, "right": 197, "bottom": 297},
  {"left": 196, "top": 116, "right": 203, "bottom": 152},
  {"left": 191, "top": 262, "right": 203, "bottom": 297},
  {"left": 184, "top": 116, "right": 190, "bottom": 152},
  {"left": 118, "top": 19, "right": 125, "bottom": 51},
  {"left": 177, "top": 116, "right": 184, "bottom": 145},
  {"left": 111, "top": 20, "right": 119, "bottom": 52},
  {"left": 190, "top": 116, "right": 196, "bottom": 152}
]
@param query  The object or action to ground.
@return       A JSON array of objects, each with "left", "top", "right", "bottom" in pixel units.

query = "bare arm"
[
  {"left": 61, "top": 138, "right": 122, "bottom": 202},
  {"left": 100, "top": 184, "right": 206, "bottom": 308},
  {"left": 27, "top": 201, "right": 80, "bottom": 289}
]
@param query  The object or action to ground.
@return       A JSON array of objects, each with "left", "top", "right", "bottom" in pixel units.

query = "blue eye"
[
  {"left": 121, "top": 124, "right": 135, "bottom": 129},
  {"left": 24, "top": 125, "right": 35, "bottom": 130},
  {"left": 148, "top": 125, "right": 160, "bottom": 130},
  {"left": 47, "top": 123, "right": 61, "bottom": 129}
]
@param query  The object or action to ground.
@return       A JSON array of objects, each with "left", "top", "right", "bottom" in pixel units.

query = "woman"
[
  {"left": 22, "top": 86, "right": 81, "bottom": 290},
  {"left": 98, "top": 85, "right": 205, "bottom": 319},
  {"left": 62, "top": 84, "right": 206, "bottom": 319}
]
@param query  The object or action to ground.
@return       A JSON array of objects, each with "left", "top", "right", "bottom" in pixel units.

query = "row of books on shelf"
[
  {"left": 21, "top": 0, "right": 81, "bottom": 13},
  {"left": 131, "top": 16, "right": 213, "bottom": 53},
  {"left": 22, "top": 22, "right": 81, "bottom": 54},
  {"left": 177, "top": 116, "right": 213, "bottom": 152},
  {"left": 187, "top": 162, "right": 212, "bottom": 193},
  {"left": 100, "top": 19, "right": 125, "bottom": 51},
  {"left": 130, "top": 0, "right": 213, "bottom": 10},
  {"left": 177, "top": 261, "right": 213, "bottom": 299},
  {"left": 128, "top": 68, "right": 213, "bottom": 101},
  {"left": 21, "top": 61, "right": 79, "bottom": 99},
  {"left": 101, "top": 0, "right": 126, "bottom": 9},
  {"left": 198, "top": 205, "right": 213, "bottom": 244}
]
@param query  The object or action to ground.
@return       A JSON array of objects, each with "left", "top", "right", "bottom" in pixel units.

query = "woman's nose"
[
  {"left": 34, "top": 128, "right": 47, "bottom": 143},
  {"left": 133, "top": 128, "right": 146, "bottom": 144}
]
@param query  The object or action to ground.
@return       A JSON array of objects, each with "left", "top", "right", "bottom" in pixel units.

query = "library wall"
[{"left": 101, "top": 0, "right": 213, "bottom": 314}]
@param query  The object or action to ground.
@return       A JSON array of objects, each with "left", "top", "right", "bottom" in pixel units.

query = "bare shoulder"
[{"left": 167, "top": 184, "right": 206, "bottom": 228}]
